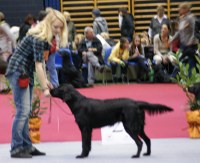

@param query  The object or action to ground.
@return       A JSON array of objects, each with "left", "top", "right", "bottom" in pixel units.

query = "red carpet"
[{"left": 0, "top": 84, "right": 188, "bottom": 144}]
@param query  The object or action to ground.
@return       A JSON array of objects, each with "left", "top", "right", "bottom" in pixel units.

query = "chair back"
[{"left": 104, "top": 47, "right": 112, "bottom": 66}]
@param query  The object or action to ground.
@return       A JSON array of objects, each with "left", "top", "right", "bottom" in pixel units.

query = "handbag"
[{"left": 18, "top": 73, "right": 30, "bottom": 88}]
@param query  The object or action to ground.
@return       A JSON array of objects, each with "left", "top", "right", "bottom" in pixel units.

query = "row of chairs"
[{"left": 54, "top": 47, "right": 154, "bottom": 84}]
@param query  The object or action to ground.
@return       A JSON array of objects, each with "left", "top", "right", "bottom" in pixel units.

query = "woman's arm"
[
  {"left": 108, "top": 43, "right": 121, "bottom": 63},
  {"left": 35, "top": 62, "right": 51, "bottom": 96},
  {"left": 153, "top": 35, "right": 162, "bottom": 56}
]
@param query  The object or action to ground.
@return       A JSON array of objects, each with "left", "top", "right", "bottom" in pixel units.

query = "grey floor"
[{"left": 0, "top": 138, "right": 200, "bottom": 163}]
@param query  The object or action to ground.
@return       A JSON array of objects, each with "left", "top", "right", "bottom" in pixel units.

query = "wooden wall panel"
[
  {"left": 61, "top": 0, "right": 94, "bottom": 34},
  {"left": 61, "top": 0, "right": 200, "bottom": 38},
  {"left": 133, "top": 0, "right": 167, "bottom": 34},
  {"left": 96, "top": 0, "right": 130, "bottom": 38}
]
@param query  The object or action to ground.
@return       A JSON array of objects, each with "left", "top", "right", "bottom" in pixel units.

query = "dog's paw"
[
  {"left": 131, "top": 154, "right": 140, "bottom": 158},
  {"left": 76, "top": 155, "right": 87, "bottom": 159},
  {"left": 143, "top": 152, "right": 151, "bottom": 156}
]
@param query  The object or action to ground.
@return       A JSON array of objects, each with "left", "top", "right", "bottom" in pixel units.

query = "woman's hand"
[
  {"left": 46, "top": 80, "right": 53, "bottom": 89},
  {"left": 43, "top": 88, "right": 51, "bottom": 97}
]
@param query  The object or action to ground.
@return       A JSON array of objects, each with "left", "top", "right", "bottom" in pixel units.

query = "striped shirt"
[{"left": 5, "top": 35, "right": 50, "bottom": 85}]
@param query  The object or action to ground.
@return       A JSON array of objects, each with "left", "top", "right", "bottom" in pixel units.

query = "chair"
[{"left": 102, "top": 47, "right": 113, "bottom": 84}]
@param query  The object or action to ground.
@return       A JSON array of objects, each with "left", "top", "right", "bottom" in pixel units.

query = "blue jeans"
[
  {"left": 46, "top": 53, "right": 59, "bottom": 87},
  {"left": 6, "top": 72, "right": 34, "bottom": 155}
]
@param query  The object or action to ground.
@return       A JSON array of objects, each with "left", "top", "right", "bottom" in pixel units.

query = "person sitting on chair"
[
  {"left": 78, "top": 27, "right": 104, "bottom": 86},
  {"left": 108, "top": 37, "right": 129, "bottom": 83},
  {"left": 129, "top": 34, "right": 150, "bottom": 82},
  {"left": 153, "top": 23, "right": 176, "bottom": 74}
]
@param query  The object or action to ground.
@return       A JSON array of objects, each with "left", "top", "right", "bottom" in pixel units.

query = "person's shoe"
[
  {"left": 30, "top": 148, "right": 46, "bottom": 156},
  {"left": 11, "top": 150, "right": 32, "bottom": 158},
  {"left": 86, "top": 83, "right": 94, "bottom": 87},
  {"left": 112, "top": 76, "right": 118, "bottom": 83},
  {"left": 96, "top": 65, "right": 105, "bottom": 73}
]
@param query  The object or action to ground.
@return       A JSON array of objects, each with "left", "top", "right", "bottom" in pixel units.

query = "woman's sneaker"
[
  {"left": 30, "top": 148, "right": 46, "bottom": 156},
  {"left": 11, "top": 150, "right": 32, "bottom": 158}
]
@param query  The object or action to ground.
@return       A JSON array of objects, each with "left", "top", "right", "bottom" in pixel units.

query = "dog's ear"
[
  {"left": 58, "top": 51, "right": 65, "bottom": 57},
  {"left": 63, "top": 93, "right": 72, "bottom": 101}
]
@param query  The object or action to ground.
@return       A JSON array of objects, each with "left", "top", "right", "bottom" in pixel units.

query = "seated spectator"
[
  {"left": 0, "top": 11, "right": 16, "bottom": 93},
  {"left": 140, "top": 31, "right": 151, "bottom": 58},
  {"left": 92, "top": 8, "right": 108, "bottom": 35},
  {"left": 71, "top": 34, "right": 85, "bottom": 69},
  {"left": 154, "top": 23, "right": 176, "bottom": 65},
  {"left": 18, "top": 14, "right": 35, "bottom": 43},
  {"left": 108, "top": 37, "right": 129, "bottom": 83},
  {"left": 154, "top": 23, "right": 176, "bottom": 74},
  {"left": 148, "top": 5, "right": 171, "bottom": 43},
  {"left": 72, "top": 34, "right": 85, "bottom": 51},
  {"left": 100, "top": 32, "right": 117, "bottom": 47},
  {"left": 78, "top": 27, "right": 104, "bottom": 86},
  {"left": 63, "top": 11, "right": 76, "bottom": 47},
  {"left": 141, "top": 31, "right": 150, "bottom": 46},
  {"left": 129, "top": 34, "right": 150, "bottom": 81}
]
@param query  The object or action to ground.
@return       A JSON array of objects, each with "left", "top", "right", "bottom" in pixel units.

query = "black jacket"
[
  {"left": 121, "top": 14, "right": 134, "bottom": 40},
  {"left": 78, "top": 37, "right": 104, "bottom": 64},
  {"left": 18, "top": 23, "right": 31, "bottom": 42},
  {"left": 195, "top": 17, "right": 200, "bottom": 41}
]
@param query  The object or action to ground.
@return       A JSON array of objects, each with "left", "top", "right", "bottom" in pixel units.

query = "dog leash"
[
  {"left": 48, "top": 97, "right": 73, "bottom": 133},
  {"left": 48, "top": 97, "right": 72, "bottom": 124}
]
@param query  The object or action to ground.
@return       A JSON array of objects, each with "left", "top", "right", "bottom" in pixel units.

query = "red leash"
[{"left": 48, "top": 97, "right": 72, "bottom": 124}]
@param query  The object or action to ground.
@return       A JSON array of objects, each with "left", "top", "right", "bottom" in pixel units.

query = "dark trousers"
[
  {"left": 128, "top": 56, "right": 149, "bottom": 79},
  {"left": 110, "top": 62, "right": 128, "bottom": 76},
  {"left": 180, "top": 44, "right": 198, "bottom": 75}
]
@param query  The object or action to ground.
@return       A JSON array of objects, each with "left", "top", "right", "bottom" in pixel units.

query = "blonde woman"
[{"left": 5, "top": 9, "right": 67, "bottom": 158}]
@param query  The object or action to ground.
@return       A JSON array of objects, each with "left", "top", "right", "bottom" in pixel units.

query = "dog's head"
[
  {"left": 50, "top": 84, "right": 83, "bottom": 103},
  {"left": 58, "top": 49, "right": 71, "bottom": 62}
]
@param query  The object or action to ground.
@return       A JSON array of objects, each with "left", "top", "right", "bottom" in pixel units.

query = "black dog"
[
  {"left": 153, "top": 64, "right": 171, "bottom": 83},
  {"left": 50, "top": 84, "right": 173, "bottom": 158},
  {"left": 59, "top": 50, "right": 88, "bottom": 88}
]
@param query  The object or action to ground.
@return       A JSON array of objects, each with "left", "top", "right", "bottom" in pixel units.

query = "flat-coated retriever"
[
  {"left": 59, "top": 50, "right": 88, "bottom": 88},
  {"left": 50, "top": 84, "right": 173, "bottom": 158}
]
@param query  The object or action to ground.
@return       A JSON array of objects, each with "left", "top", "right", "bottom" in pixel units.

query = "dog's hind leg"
[
  {"left": 123, "top": 123, "right": 143, "bottom": 158},
  {"left": 76, "top": 128, "right": 92, "bottom": 159},
  {"left": 139, "top": 127, "right": 151, "bottom": 156}
]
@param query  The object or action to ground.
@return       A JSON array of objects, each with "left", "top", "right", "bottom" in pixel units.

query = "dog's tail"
[{"left": 137, "top": 101, "right": 173, "bottom": 115}]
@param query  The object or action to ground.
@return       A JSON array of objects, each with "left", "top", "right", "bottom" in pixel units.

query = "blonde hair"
[
  {"left": 28, "top": 9, "right": 68, "bottom": 47},
  {"left": 63, "top": 11, "right": 71, "bottom": 21},
  {"left": 157, "top": 5, "right": 165, "bottom": 13},
  {"left": 74, "top": 33, "right": 84, "bottom": 42},
  {"left": 100, "top": 32, "right": 110, "bottom": 39},
  {"left": 179, "top": 2, "right": 191, "bottom": 12},
  {"left": 72, "top": 33, "right": 84, "bottom": 50}
]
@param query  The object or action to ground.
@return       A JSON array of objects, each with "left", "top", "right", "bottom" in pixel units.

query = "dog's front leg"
[{"left": 76, "top": 128, "right": 92, "bottom": 159}]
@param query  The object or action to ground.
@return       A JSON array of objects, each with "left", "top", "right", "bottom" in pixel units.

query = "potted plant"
[
  {"left": 29, "top": 75, "right": 48, "bottom": 143},
  {"left": 173, "top": 50, "right": 200, "bottom": 138}
]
